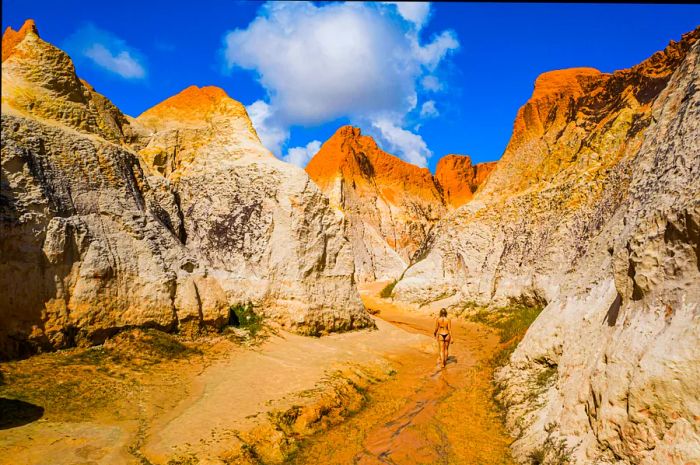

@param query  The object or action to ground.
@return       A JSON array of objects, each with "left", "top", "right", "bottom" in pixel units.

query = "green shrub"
[
  {"left": 379, "top": 280, "right": 397, "bottom": 298},
  {"left": 228, "top": 302, "right": 264, "bottom": 336},
  {"left": 466, "top": 303, "right": 544, "bottom": 367},
  {"left": 535, "top": 367, "right": 557, "bottom": 389},
  {"left": 528, "top": 448, "right": 546, "bottom": 465}
]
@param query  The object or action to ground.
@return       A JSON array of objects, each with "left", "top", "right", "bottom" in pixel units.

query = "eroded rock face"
[
  {"left": 435, "top": 154, "right": 496, "bottom": 208},
  {"left": 305, "top": 126, "right": 446, "bottom": 282},
  {"left": 134, "top": 88, "right": 369, "bottom": 335},
  {"left": 0, "top": 21, "right": 369, "bottom": 359},
  {"left": 306, "top": 126, "right": 495, "bottom": 282},
  {"left": 1, "top": 21, "right": 229, "bottom": 358},
  {"left": 396, "top": 27, "right": 700, "bottom": 464}
]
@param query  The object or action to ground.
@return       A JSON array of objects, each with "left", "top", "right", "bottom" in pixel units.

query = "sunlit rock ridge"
[
  {"left": 0, "top": 20, "right": 371, "bottom": 359},
  {"left": 306, "top": 126, "right": 495, "bottom": 282},
  {"left": 394, "top": 27, "right": 700, "bottom": 465}
]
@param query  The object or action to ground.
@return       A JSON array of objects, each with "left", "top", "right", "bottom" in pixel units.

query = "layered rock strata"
[{"left": 395, "top": 28, "right": 700, "bottom": 464}]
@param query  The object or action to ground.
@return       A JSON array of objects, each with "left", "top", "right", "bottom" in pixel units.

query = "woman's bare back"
[{"left": 435, "top": 316, "right": 450, "bottom": 335}]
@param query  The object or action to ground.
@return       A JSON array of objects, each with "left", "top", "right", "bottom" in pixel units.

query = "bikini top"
[{"left": 436, "top": 317, "right": 449, "bottom": 331}]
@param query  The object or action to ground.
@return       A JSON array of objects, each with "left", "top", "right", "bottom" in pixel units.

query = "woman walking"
[{"left": 434, "top": 308, "right": 452, "bottom": 368}]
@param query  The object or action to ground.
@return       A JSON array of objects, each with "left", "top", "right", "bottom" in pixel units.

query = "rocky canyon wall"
[
  {"left": 395, "top": 27, "right": 700, "bottom": 464},
  {"left": 0, "top": 20, "right": 370, "bottom": 359}
]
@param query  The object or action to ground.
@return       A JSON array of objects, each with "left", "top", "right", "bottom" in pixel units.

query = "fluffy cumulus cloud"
[
  {"left": 223, "top": 1, "right": 459, "bottom": 167},
  {"left": 283, "top": 140, "right": 322, "bottom": 167},
  {"left": 64, "top": 23, "right": 146, "bottom": 79},
  {"left": 247, "top": 100, "right": 289, "bottom": 155}
]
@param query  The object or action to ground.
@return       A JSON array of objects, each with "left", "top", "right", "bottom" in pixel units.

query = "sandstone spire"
[{"left": 2, "top": 19, "right": 39, "bottom": 61}]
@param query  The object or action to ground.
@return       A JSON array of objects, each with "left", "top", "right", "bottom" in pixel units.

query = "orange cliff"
[
  {"left": 435, "top": 155, "right": 496, "bottom": 208},
  {"left": 306, "top": 125, "right": 497, "bottom": 212},
  {"left": 305, "top": 126, "right": 447, "bottom": 280},
  {"left": 2, "top": 19, "right": 38, "bottom": 62},
  {"left": 510, "top": 67, "right": 607, "bottom": 147},
  {"left": 305, "top": 126, "right": 497, "bottom": 281},
  {"left": 481, "top": 27, "right": 700, "bottom": 200},
  {"left": 306, "top": 125, "right": 444, "bottom": 206}
]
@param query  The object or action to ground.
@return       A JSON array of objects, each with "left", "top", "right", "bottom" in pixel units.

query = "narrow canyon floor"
[{"left": 0, "top": 284, "right": 514, "bottom": 465}]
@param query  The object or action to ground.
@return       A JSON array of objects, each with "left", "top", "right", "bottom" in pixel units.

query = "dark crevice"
[
  {"left": 172, "top": 189, "right": 188, "bottom": 244},
  {"left": 605, "top": 293, "right": 622, "bottom": 327}
]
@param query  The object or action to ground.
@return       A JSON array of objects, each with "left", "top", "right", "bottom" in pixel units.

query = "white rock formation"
[{"left": 134, "top": 87, "right": 368, "bottom": 334}]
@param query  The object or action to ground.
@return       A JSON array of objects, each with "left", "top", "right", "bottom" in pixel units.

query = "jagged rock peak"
[
  {"left": 480, "top": 26, "right": 700, "bottom": 200},
  {"left": 530, "top": 67, "right": 604, "bottom": 101},
  {"left": 136, "top": 85, "right": 260, "bottom": 147},
  {"left": 435, "top": 154, "right": 497, "bottom": 208},
  {"left": 133, "top": 85, "right": 268, "bottom": 178},
  {"left": 1, "top": 19, "right": 133, "bottom": 143},
  {"left": 1, "top": 20, "right": 370, "bottom": 358},
  {"left": 139, "top": 85, "right": 229, "bottom": 121},
  {"left": 307, "top": 125, "right": 443, "bottom": 203},
  {"left": 136, "top": 85, "right": 257, "bottom": 135},
  {"left": 306, "top": 125, "right": 450, "bottom": 282},
  {"left": 2, "top": 19, "right": 39, "bottom": 62}
]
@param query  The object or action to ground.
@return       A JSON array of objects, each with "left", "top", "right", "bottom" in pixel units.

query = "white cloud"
[
  {"left": 382, "top": 2, "right": 431, "bottom": 30},
  {"left": 223, "top": 1, "right": 458, "bottom": 165},
  {"left": 420, "top": 100, "right": 439, "bottom": 119},
  {"left": 372, "top": 119, "right": 431, "bottom": 167},
  {"left": 84, "top": 44, "right": 145, "bottom": 79},
  {"left": 64, "top": 24, "right": 146, "bottom": 79},
  {"left": 247, "top": 100, "right": 288, "bottom": 155},
  {"left": 283, "top": 140, "right": 322, "bottom": 167},
  {"left": 421, "top": 75, "right": 443, "bottom": 92},
  {"left": 412, "top": 30, "right": 459, "bottom": 71}
]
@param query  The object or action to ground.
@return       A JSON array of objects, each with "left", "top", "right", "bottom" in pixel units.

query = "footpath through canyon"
[
  {"left": 290, "top": 282, "right": 514, "bottom": 465},
  {"left": 0, "top": 283, "right": 514, "bottom": 465}
]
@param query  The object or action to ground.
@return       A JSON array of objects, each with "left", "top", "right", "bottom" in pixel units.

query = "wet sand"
[{"left": 290, "top": 283, "right": 515, "bottom": 465}]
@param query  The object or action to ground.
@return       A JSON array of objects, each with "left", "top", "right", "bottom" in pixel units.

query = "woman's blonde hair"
[{"left": 439, "top": 308, "right": 448, "bottom": 317}]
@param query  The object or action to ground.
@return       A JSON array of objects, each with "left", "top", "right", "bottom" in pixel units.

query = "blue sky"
[{"left": 3, "top": 1, "right": 699, "bottom": 171}]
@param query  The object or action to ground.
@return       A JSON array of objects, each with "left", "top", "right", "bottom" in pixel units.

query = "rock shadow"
[{"left": 0, "top": 398, "right": 45, "bottom": 429}]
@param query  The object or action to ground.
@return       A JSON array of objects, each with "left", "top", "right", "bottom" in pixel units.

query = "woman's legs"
[
  {"left": 442, "top": 335, "right": 451, "bottom": 367},
  {"left": 437, "top": 336, "right": 443, "bottom": 365}
]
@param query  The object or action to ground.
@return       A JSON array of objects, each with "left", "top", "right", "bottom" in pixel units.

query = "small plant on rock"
[{"left": 380, "top": 280, "right": 397, "bottom": 298}]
